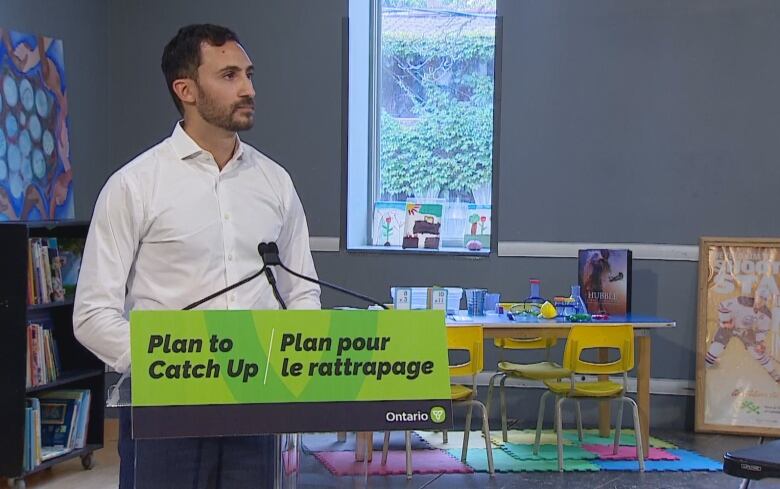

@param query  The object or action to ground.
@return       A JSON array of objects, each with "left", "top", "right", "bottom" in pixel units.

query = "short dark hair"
[{"left": 161, "top": 24, "right": 240, "bottom": 114}]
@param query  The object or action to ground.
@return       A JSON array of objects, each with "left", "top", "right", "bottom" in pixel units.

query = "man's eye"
[{"left": 224, "top": 72, "right": 235, "bottom": 80}]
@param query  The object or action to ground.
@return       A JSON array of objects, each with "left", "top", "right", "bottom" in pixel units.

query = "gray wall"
[
  {"left": 106, "top": 0, "right": 345, "bottom": 236},
  {"left": 497, "top": 0, "right": 780, "bottom": 244},
  {"left": 12, "top": 0, "right": 780, "bottom": 429}
]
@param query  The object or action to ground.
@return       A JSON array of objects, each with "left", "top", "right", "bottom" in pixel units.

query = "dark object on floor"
[{"left": 723, "top": 439, "right": 780, "bottom": 488}]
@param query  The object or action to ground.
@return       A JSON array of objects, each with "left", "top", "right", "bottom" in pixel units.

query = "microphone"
[
  {"left": 256, "top": 244, "right": 286, "bottom": 309},
  {"left": 257, "top": 242, "right": 388, "bottom": 310},
  {"left": 182, "top": 246, "right": 287, "bottom": 310}
]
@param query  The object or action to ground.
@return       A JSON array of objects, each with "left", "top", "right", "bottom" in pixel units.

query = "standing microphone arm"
[
  {"left": 183, "top": 267, "right": 267, "bottom": 310},
  {"left": 275, "top": 262, "right": 388, "bottom": 310}
]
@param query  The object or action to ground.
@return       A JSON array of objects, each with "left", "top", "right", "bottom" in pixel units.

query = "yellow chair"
[
  {"left": 486, "top": 302, "right": 581, "bottom": 442},
  {"left": 533, "top": 325, "right": 644, "bottom": 472},
  {"left": 381, "top": 325, "right": 495, "bottom": 477}
]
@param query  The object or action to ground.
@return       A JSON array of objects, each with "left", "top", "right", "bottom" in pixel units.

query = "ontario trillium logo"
[{"left": 430, "top": 406, "right": 446, "bottom": 423}]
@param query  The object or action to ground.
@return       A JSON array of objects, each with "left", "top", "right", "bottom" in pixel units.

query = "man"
[
  {"left": 73, "top": 24, "right": 320, "bottom": 488},
  {"left": 705, "top": 285, "right": 778, "bottom": 382}
]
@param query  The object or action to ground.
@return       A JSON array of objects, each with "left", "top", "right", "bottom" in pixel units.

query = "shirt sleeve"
[
  {"left": 73, "top": 172, "right": 143, "bottom": 373},
  {"left": 275, "top": 173, "right": 321, "bottom": 310}
]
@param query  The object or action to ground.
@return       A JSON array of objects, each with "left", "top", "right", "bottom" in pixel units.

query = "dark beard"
[{"left": 196, "top": 85, "right": 254, "bottom": 132}]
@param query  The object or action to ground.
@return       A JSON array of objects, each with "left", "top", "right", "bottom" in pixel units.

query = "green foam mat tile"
[
  {"left": 415, "top": 430, "right": 493, "bottom": 450},
  {"left": 490, "top": 430, "right": 573, "bottom": 447},
  {"left": 501, "top": 442, "right": 597, "bottom": 460},
  {"left": 447, "top": 448, "right": 599, "bottom": 472},
  {"left": 561, "top": 429, "right": 677, "bottom": 449}
]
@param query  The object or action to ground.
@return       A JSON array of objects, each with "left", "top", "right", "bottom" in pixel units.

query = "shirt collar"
[{"left": 169, "top": 121, "right": 246, "bottom": 162}]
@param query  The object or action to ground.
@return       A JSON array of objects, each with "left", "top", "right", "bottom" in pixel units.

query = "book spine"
[
  {"left": 26, "top": 326, "right": 32, "bottom": 388},
  {"left": 27, "top": 241, "right": 35, "bottom": 305},
  {"left": 29, "top": 324, "right": 40, "bottom": 387},
  {"left": 41, "top": 244, "right": 52, "bottom": 304}
]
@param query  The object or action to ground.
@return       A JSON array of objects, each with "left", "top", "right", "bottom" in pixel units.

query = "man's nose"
[{"left": 239, "top": 74, "right": 255, "bottom": 98}]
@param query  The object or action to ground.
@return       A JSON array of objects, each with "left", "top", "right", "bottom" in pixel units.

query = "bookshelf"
[{"left": 0, "top": 221, "right": 104, "bottom": 489}]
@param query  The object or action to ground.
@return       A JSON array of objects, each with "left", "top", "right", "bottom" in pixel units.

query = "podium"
[{"left": 112, "top": 310, "right": 453, "bottom": 488}]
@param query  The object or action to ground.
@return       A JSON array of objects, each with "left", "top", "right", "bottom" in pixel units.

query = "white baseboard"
[
  {"left": 310, "top": 237, "right": 340, "bottom": 252},
  {"left": 497, "top": 241, "right": 699, "bottom": 261},
  {"left": 452, "top": 371, "right": 695, "bottom": 396},
  {"left": 310, "top": 237, "right": 699, "bottom": 261}
]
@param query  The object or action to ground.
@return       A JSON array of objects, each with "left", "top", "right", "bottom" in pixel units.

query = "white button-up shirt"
[{"left": 73, "top": 123, "right": 321, "bottom": 373}]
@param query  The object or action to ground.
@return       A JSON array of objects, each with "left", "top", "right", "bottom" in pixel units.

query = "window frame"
[{"left": 346, "top": 0, "right": 501, "bottom": 256}]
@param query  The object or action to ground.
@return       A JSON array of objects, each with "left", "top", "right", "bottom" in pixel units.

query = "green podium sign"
[{"left": 130, "top": 310, "right": 453, "bottom": 438}]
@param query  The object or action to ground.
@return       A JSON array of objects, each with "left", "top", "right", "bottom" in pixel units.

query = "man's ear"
[{"left": 172, "top": 78, "right": 196, "bottom": 106}]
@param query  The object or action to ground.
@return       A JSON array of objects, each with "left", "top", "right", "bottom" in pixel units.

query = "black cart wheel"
[{"left": 81, "top": 453, "right": 94, "bottom": 470}]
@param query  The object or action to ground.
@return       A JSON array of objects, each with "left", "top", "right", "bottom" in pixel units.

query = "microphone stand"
[
  {"left": 183, "top": 267, "right": 268, "bottom": 310},
  {"left": 182, "top": 264, "right": 286, "bottom": 310},
  {"left": 262, "top": 266, "right": 287, "bottom": 310},
  {"left": 257, "top": 242, "right": 388, "bottom": 310}
]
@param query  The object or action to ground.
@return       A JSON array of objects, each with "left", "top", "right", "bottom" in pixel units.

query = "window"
[{"left": 347, "top": 0, "right": 497, "bottom": 253}]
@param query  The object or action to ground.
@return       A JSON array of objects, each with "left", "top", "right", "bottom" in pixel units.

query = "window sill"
[{"left": 347, "top": 244, "right": 490, "bottom": 257}]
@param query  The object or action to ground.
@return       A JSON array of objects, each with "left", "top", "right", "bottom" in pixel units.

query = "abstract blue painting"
[{"left": 0, "top": 28, "right": 73, "bottom": 221}]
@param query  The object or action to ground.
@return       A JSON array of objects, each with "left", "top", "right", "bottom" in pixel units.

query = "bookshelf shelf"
[
  {"left": 27, "top": 299, "right": 75, "bottom": 311},
  {"left": 25, "top": 368, "right": 104, "bottom": 394},
  {"left": 21, "top": 444, "right": 101, "bottom": 477},
  {"left": 0, "top": 221, "right": 104, "bottom": 486}
]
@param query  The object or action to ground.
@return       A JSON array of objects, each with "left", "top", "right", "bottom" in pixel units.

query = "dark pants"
[{"left": 119, "top": 407, "right": 277, "bottom": 489}]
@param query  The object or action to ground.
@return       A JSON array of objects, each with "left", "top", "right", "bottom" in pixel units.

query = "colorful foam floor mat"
[{"left": 303, "top": 429, "right": 722, "bottom": 475}]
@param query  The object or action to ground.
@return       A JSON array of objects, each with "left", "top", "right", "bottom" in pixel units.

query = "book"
[
  {"left": 27, "top": 243, "right": 35, "bottom": 305},
  {"left": 47, "top": 237, "right": 66, "bottom": 302},
  {"left": 26, "top": 321, "right": 61, "bottom": 387},
  {"left": 25, "top": 398, "right": 42, "bottom": 469},
  {"left": 39, "top": 390, "right": 91, "bottom": 449},
  {"left": 40, "top": 398, "right": 76, "bottom": 448},
  {"left": 57, "top": 237, "right": 86, "bottom": 300},
  {"left": 578, "top": 249, "right": 632, "bottom": 315}
]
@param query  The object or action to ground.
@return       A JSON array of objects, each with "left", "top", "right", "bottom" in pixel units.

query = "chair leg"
[
  {"left": 442, "top": 429, "right": 448, "bottom": 444},
  {"left": 499, "top": 375, "right": 509, "bottom": 442},
  {"left": 555, "top": 396, "right": 566, "bottom": 472},
  {"left": 534, "top": 390, "right": 551, "bottom": 454},
  {"left": 625, "top": 397, "right": 645, "bottom": 471},
  {"left": 381, "top": 431, "right": 390, "bottom": 465},
  {"left": 574, "top": 400, "right": 583, "bottom": 441},
  {"left": 485, "top": 372, "right": 503, "bottom": 416},
  {"left": 461, "top": 403, "right": 475, "bottom": 462},
  {"left": 479, "top": 401, "right": 495, "bottom": 476},
  {"left": 613, "top": 398, "right": 625, "bottom": 455},
  {"left": 337, "top": 431, "right": 347, "bottom": 442},
  {"left": 405, "top": 430, "right": 412, "bottom": 479}
]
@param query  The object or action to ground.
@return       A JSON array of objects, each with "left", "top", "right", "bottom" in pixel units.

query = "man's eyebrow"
[{"left": 217, "top": 65, "right": 254, "bottom": 74}]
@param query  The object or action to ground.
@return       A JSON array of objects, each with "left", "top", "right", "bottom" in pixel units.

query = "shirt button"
[
  {"left": 224, "top": 213, "right": 231, "bottom": 221},
  {"left": 228, "top": 254, "right": 233, "bottom": 261}
]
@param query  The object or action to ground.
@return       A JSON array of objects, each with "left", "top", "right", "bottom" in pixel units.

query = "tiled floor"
[{"left": 6, "top": 421, "right": 780, "bottom": 489}]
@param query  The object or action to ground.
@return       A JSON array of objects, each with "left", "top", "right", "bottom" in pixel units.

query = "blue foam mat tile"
[{"left": 594, "top": 449, "right": 722, "bottom": 472}]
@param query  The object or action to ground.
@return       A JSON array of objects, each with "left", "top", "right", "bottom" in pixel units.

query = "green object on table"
[{"left": 567, "top": 313, "right": 592, "bottom": 322}]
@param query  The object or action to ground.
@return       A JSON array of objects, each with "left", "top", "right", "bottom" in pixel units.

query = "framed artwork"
[
  {"left": 0, "top": 28, "right": 73, "bottom": 221},
  {"left": 463, "top": 204, "right": 490, "bottom": 249},
  {"left": 696, "top": 237, "right": 780, "bottom": 435},
  {"left": 402, "top": 202, "right": 442, "bottom": 250},
  {"left": 372, "top": 201, "right": 405, "bottom": 247}
]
